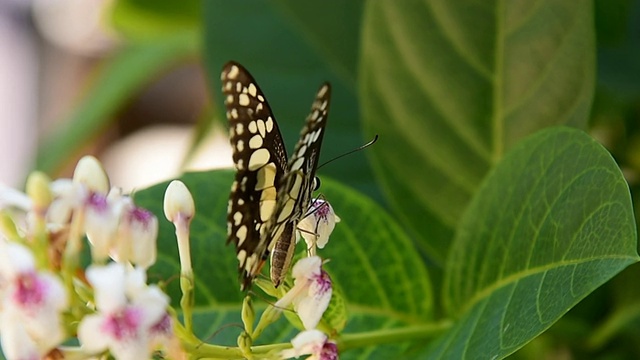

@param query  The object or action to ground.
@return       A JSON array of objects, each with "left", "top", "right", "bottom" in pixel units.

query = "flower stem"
[{"left": 338, "top": 321, "right": 453, "bottom": 351}]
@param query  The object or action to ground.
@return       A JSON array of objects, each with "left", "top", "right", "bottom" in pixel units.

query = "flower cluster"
[
  {"left": 0, "top": 156, "right": 174, "bottom": 359},
  {"left": 249, "top": 199, "right": 341, "bottom": 359},
  {"left": 0, "top": 155, "right": 343, "bottom": 359}
]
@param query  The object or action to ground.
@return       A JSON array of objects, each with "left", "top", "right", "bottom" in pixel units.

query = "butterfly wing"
[
  {"left": 267, "top": 83, "right": 331, "bottom": 287},
  {"left": 222, "top": 62, "right": 289, "bottom": 290}
]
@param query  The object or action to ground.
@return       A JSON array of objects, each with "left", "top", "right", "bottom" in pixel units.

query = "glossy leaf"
[
  {"left": 202, "top": 1, "right": 380, "bottom": 199},
  {"left": 423, "top": 127, "right": 638, "bottom": 359},
  {"left": 134, "top": 170, "right": 432, "bottom": 355},
  {"left": 359, "top": 0, "right": 596, "bottom": 264}
]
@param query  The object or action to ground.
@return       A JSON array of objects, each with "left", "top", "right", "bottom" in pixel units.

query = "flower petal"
[
  {"left": 292, "top": 256, "right": 322, "bottom": 281},
  {"left": 78, "top": 314, "right": 111, "bottom": 353},
  {"left": 281, "top": 330, "right": 327, "bottom": 359},
  {"left": 86, "top": 263, "right": 127, "bottom": 312},
  {"left": 297, "top": 270, "right": 332, "bottom": 330},
  {"left": 0, "top": 310, "right": 43, "bottom": 360}
]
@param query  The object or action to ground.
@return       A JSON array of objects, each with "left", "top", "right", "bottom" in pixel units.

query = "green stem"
[
  {"left": 338, "top": 321, "right": 453, "bottom": 351},
  {"left": 180, "top": 271, "right": 194, "bottom": 333}
]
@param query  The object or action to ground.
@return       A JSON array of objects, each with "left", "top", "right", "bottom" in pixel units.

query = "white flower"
[
  {"left": 112, "top": 197, "right": 158, "bottom": 268},
  {"left": 73, "top": 156, "right": 110, "bottom": 194},
  {"left": 83, "top": 192, "right": 120, "bottom": 261},
  {"left": 78, "top": 263, "right": 170, "bottom": 360},
  {"left": 163, "top": 180, "right": 195, "bottom": 274},
  {"left": 281, "top": 330, "right": 338, "bottom": 360},
  {"left": 275, "top": 256, "right": 332, "bottom": 330},
  {"left": 0, "top": 183, "right": 32, "bottom": 212},
  {"left": 0, "top": 242, "right": 67, "bottom": 359},
  {"left": 298, "top": 199, "right": 340, "bottom": 253}
]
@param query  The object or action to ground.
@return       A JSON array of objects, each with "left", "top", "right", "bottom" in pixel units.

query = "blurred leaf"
[
  {"left": 594, "top": 0, "right": 634, "bottom": 46},
  {"left": 588, "top": 263, "right": 640, "bottom": 350},
  {"left": 202, "top": 1, "right": 380, "bottom": 199},
  {"left": 276, "top": 1, "right": 365, "bottom": 81},
  {"left": 424, "top": 127, "right": 638, "bottom": 359},
  {"left": 111, "top": 0, "right": 201, "bottom": 40},
  {"left": 360, "top": 0, "right": 596, "bottom": 264},
  {"left": 596, "top": 0, "right": 640, "bottom": 99},
  {"left": 134, "top": 170, "right": 433, "bottom": 356},
  {"left": 36, "top": 33, "right": 199, "bottom": 175}
]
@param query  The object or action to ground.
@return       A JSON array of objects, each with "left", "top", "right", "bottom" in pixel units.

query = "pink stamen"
[{"left": 102, "top": 307, "right": 143, "bottom": 340}]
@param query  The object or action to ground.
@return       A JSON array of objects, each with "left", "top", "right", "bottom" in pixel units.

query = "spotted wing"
[
  {"left": 267, "top": 83, "right": 331, "bottom": 287},
  {"left": 222, "top": 61, "right": 288, "bottom": 290}
]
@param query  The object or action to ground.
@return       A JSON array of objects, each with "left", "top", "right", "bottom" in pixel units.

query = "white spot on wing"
[
  {"left": 237, "top": 249, "right": 247, "bottom": 263},
  {"left": 249, "top": 135, "right": 263, "bottom": 149},
  {"left": 236, "top": 225, "right": 248, "bottom": 246},
  {"left": 227, "top": 65, "right": 239, "bottom": 79},
  {"left": 277, "top": 198, "right": 295, "bottom": 222},
  {"left": 248, "top": 83, "right": 257, "bottom": 97},
  {"left": 248, "top": 121, "right": 258, "bottom": 133},
  {"left": 248, "top": 148, "right": 270, "bottom": 170},
  {"left": 291, "top": 156, "right": 304, "bottom": 171},
  {"left": 289, "top": 173, "right": 303, "bottom": 199},
  {"left": 256, "top": 163, "right": 276, "bottom": 190},
  {"left": 260, "top": 199, "right": 276, "bottom": 221},
  {"left": 233, "top": 211, "right": 243, "bottom": 226},
  {"left": 297, "top": 145, "right": 307, "bottom": 157},
  {"left": 312, "top": 128, "right": 323, "bottom": 142},
  {"left": 239, "top": 94, "right": 250, "bottom": 106},
  {"left": 317, "top": 84, "right": 328, "bottom": 97}
]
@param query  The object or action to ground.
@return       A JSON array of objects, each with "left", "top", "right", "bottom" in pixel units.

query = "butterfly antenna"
[{"left": 318, "top": 134, "right": 379, "bottom": 170}]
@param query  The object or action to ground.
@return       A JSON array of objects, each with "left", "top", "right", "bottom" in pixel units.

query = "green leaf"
[
  {"left": 424, "top": 127, "right": 638, "bottom": 359},
  {"left": 276, "top": 0, "right": 365, "bottom": 81},
  {"left": 134, "top": 170, "right": 433, "bottom": 355},
  {"left": 35, "top": 33, "right": 199, "bottom": 175},
  {"left": 359, "top": 0, "right": 596, "bottom": 264},
  {"left": 110, "top": 0, "right": 201, "bottom": 41},
  {"left": 202, "top": 1, "right": 380, "bottom": 199}
]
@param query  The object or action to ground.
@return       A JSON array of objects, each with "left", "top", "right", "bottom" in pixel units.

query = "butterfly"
[{"left": 221, "top": 61, "right": 330, "bottom": 290}]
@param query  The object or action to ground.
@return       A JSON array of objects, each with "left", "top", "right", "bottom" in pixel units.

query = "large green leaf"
[
  {"left": 359, "top": 0, "right": 596, "bottom": 264},
  {"left": 134, "top": 170, "right": 432, "bottom": 356},
  {"left": 202, "top": 2, "right": 380, "bottom": 199},
  {"left": 423, "top": 127, "right": 638, "bottom": 359},
  {"left": 276, "top": 1, "right": 365, "bottom": 81},
  {"left": 36, "top": 33, "right": 199, "bottom": 174}
]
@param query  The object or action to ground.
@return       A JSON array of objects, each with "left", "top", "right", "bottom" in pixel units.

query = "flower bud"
[
  {"left": 163, "top": 180, "right": 195, "bottom": 224},
  {"left": 73, "top": 156, "right": 109, "bottom": 193},
  {"left": 25, "top": 172, "right": 52, "bottom": 212}
]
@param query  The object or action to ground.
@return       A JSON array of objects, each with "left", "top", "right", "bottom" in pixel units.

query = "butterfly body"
[{"left": 222, "top": 62, "right": 330, "bottom": 290}]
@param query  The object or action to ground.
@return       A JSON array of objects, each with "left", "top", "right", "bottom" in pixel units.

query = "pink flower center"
[
  {"left": 312, "top": 202, "right": 330, "bottom": 220},
  {"left": 13, "top": 271, "right": 45, "bottom": 310},
  {"left": 313, "top": 270, "right": 332, "bottom": 295},
  {"left": 150, "top": 312, "right": 172, "bottom": 336},
  {"left": 103, "top": 307, "right": 143, "bottom": 340},
  {"left": 87, "top": 192, "right": 108, "bottom": 212},
  {"left": 320, "top": 341, "right": 338, "bottom": 360},
  {"left": 128, "top": 207, "right": 153, "bottom": 228}
]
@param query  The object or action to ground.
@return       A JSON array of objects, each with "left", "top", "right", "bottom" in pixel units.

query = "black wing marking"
[
  {"left": 267, "top": 83, "right": 331, "bottom": 287},
  {"left": 222, "top": 61, "right": 288, "bottom": 290}
]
